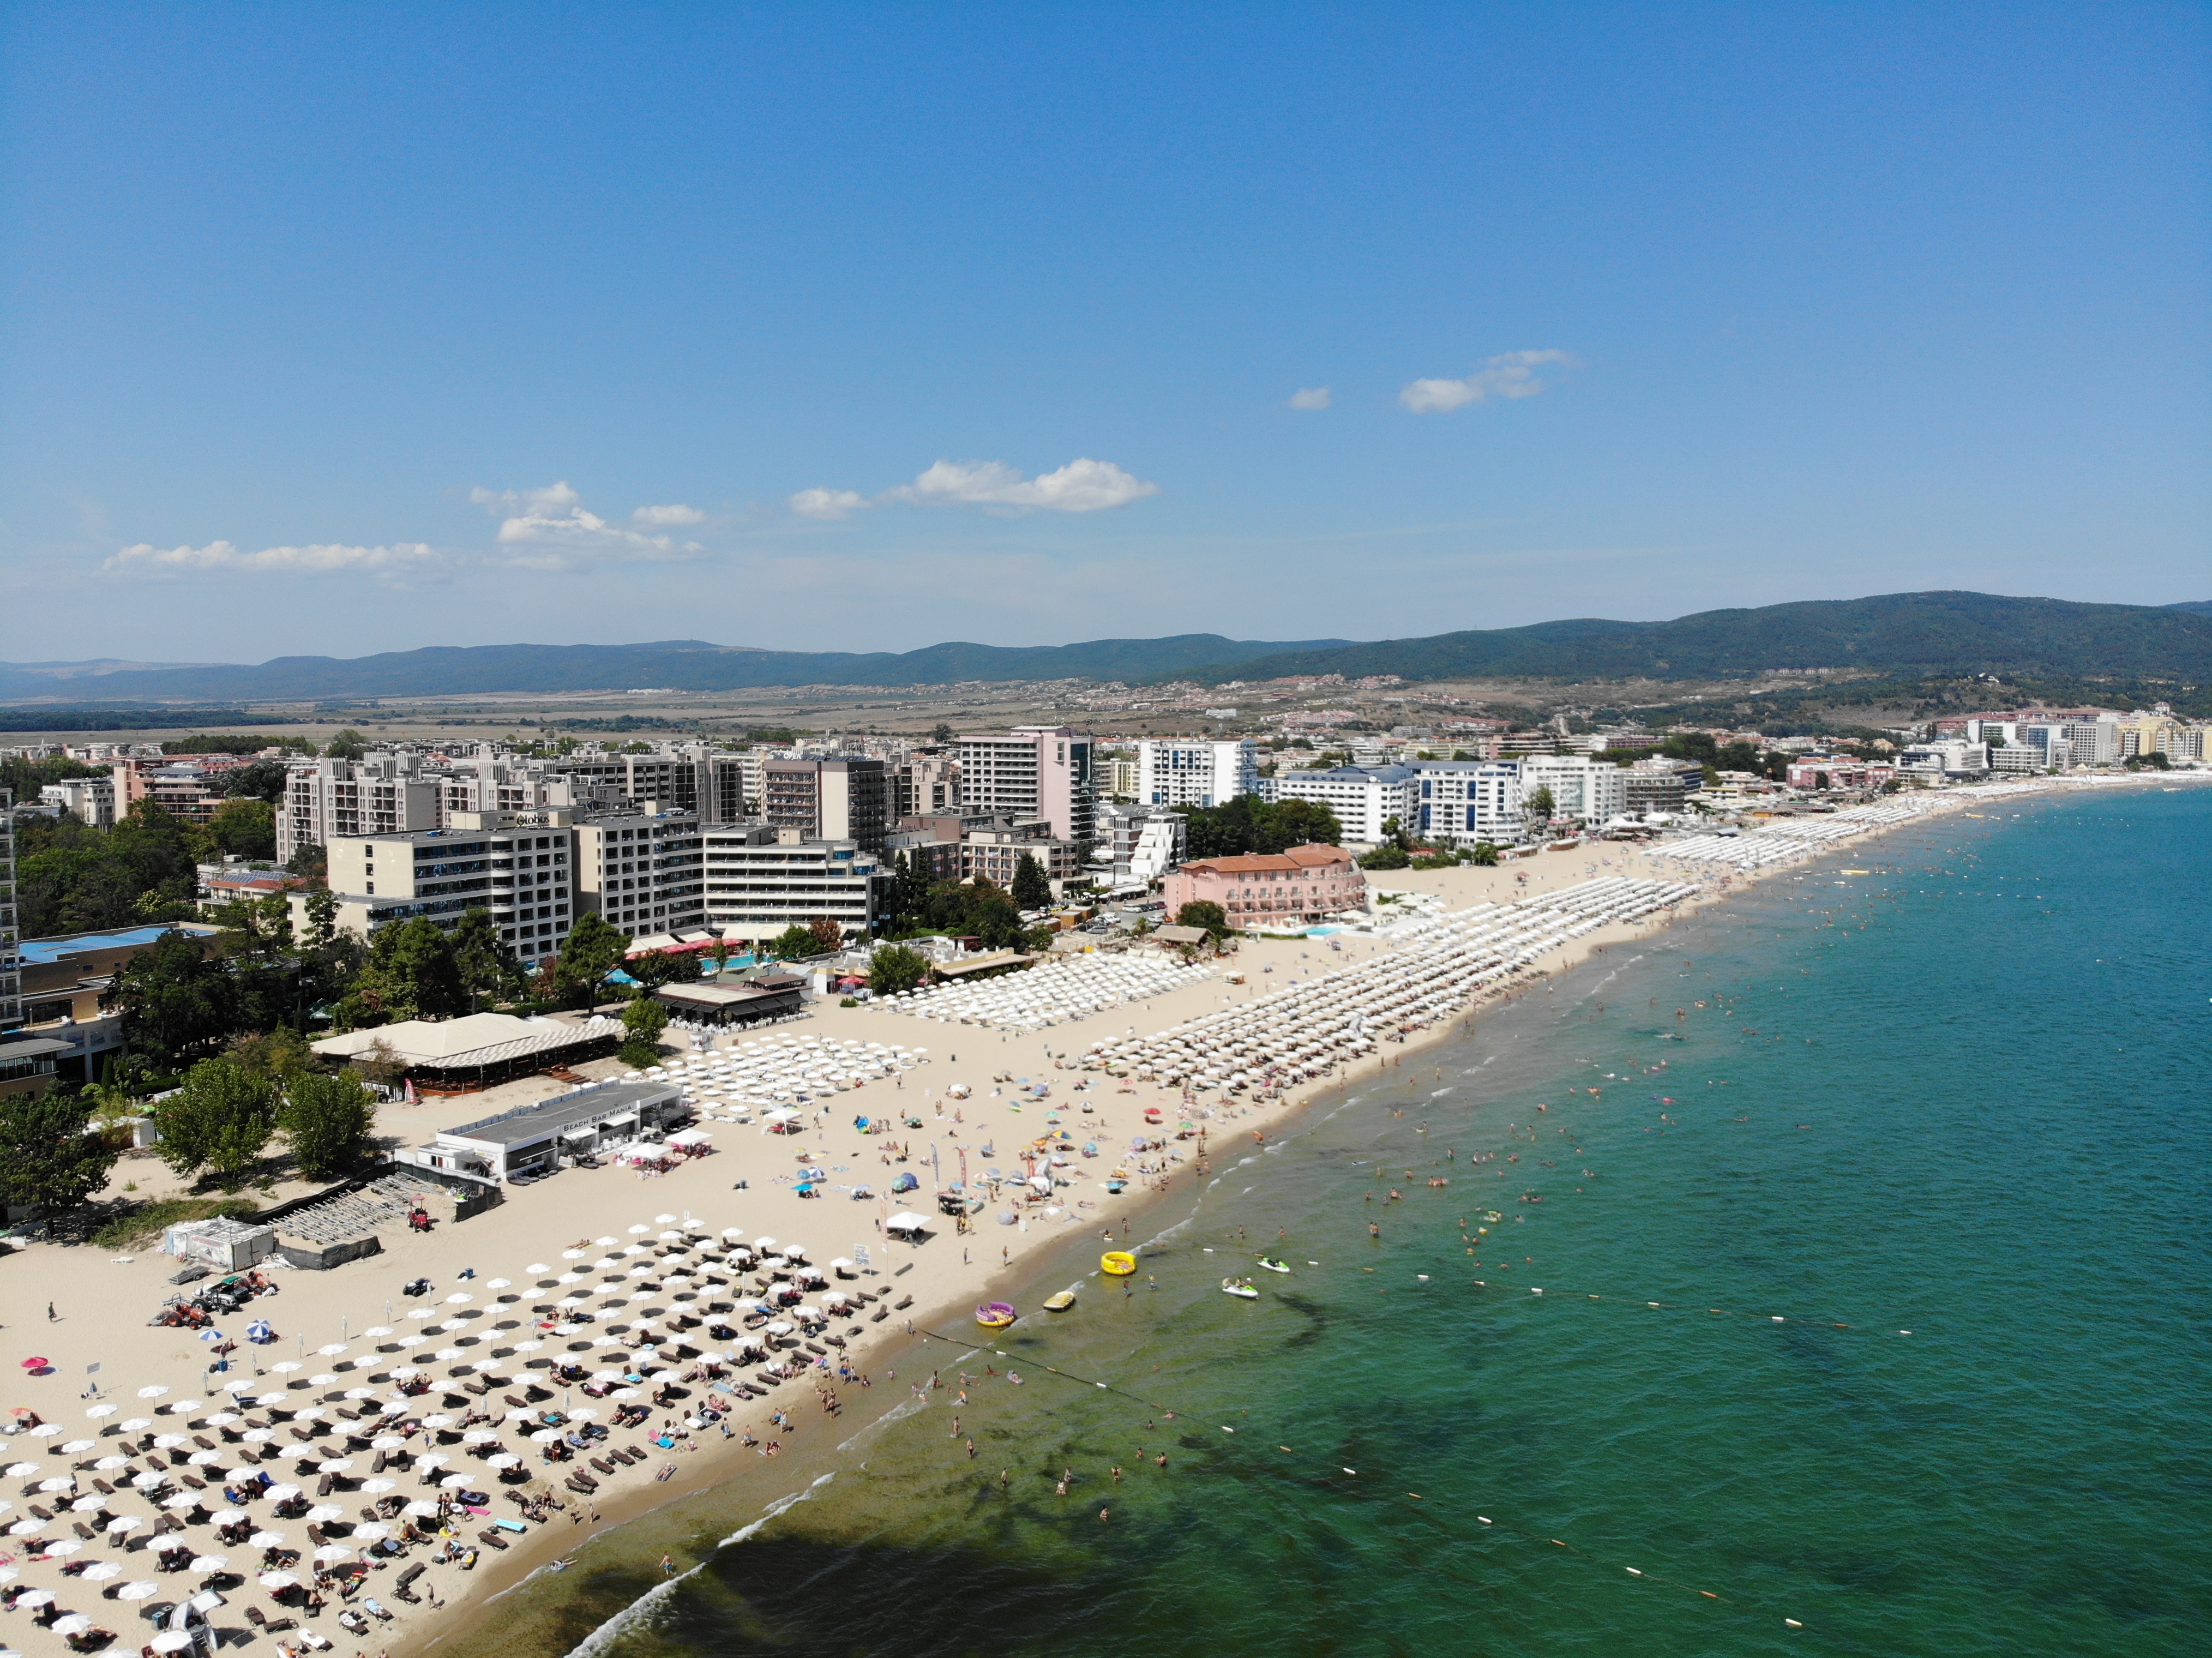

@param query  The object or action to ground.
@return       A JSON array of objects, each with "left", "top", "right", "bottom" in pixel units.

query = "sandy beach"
[{"left": 4, "top": 776, "right": 2179, "bottom": 1658}]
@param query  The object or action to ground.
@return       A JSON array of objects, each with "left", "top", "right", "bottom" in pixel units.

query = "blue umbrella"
[
  {"left": 245, "top": 1320, "right": 274, "bottom": 1343},
  {"left": 197, "top": 1329, "right": 226, "bottom": 1343}
]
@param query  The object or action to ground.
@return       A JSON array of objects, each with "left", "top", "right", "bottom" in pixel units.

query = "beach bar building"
[
  {"left": 407, "top": 1078, "right": 686, "bottom": 1182},
  {"left": 651, "top": 976, "right": 806, "bottom": 1028},
  {"left": 312, "top": 1011, "right": 625, "bottom": 1091}
]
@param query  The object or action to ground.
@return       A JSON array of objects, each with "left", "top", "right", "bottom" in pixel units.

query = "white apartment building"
[
  {"left": 1098, "top": 802, "right": 1187, "bottom": 882},
  {"left": 574, "top": 808, "right": 707, "bottom": 936},
  {"left": 1137, "top": 738, "right": 1258, "bottom": 810},
  {"left": 1269, "top": 766, "right": 1418, "bottom": 845},
  {"left": 954, "top": 728, "right": 1097, "bottom": 845},
  {"left": 40, "top": 776, "right": 116, "bottom": 828},
  {"left": 700, "top": 826, "right": 889, "bottom": 944},
  {"left": 1896, "top": 741, "right": 1991, "bottom": 780},
  {"left": 296, "top": 813, "right": 576, "bottom": 963},
  {"left": 278, "top": 755, "right": 444, "bottom": 862},
  {"left": 1517, "top": 756, "right": 1631, "bottom": 825},
  {"left": 1408, "top": 761, "right": 1526, "bottom": 845}
]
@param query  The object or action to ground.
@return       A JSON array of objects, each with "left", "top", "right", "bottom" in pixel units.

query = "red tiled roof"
[{"left": 1182, "top": 843, "right": 1355, "bottom": 876}]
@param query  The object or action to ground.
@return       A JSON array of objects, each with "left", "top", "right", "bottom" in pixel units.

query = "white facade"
[
  {"left": 1270, "top": 766, "right": 1418, "bottom": 845},
  {"left": 700, "top": 826, "right": 888, "bottom": 943},
  {"left": 1518, "top": 756, "right": 1630, "bottom": 825},
  {"left": 1409, "top": 761, "right": 1525, "bottom": 844},
  {"left": 278, "top": 756, "right": 443, "bottom": 861},
  {"left": 1896, "top": 741, "right": 1990, "bottom": 779},
  {"left": 1138, "top": 739, "right": 1259, "bottom": 810},
  {"left": 40, "top": 776, "right": 115, "bottom": 828}
]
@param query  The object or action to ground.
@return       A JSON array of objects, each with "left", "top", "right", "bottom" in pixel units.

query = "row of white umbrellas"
[
  {"left": 881, "top": 954, "right": 1212, "bottom": 1031},
  {"left": 1080, "top": 880, "right": 1696, "bottom": 1094}
]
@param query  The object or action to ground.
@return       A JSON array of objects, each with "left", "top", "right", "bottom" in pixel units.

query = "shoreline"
[{"left": 7, "top": 773, "right": 2191, "bottom": 1658}]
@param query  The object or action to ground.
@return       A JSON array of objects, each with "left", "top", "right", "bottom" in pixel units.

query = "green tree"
[
  {"left": 1175, "top": 900, "right": 1230, "bottom": 938},
  {"left": 1525, "top": 785, "right": 1556, "bottom": 824},
  {"left": 155, "top": 1056, "right": 280, "bottom": 1189},
  {"left": 451, "top": 908, "right": 522, "bottom": 1011},
  {"left": 1357, "top": 844, "right": 1411, "bottom": 870},
  {"left": 868, "top": 942, "right": 929, "bottom": 994},
  {"left": 334, "top": 917, "right": 467, "bottom": 1028},
  {"left": 618, "top": 995, "right": 669, "bottom": 1068},
  {"left": 621, "top": 995, "right": 668, "bottom": 1044},
  {"left": 0, "top": 1095, "right": 123, "bottom": 1214},
  {"left": 220, "top": 759, "right": 295, "bottom": 804},
  {"left": 552, "top": 911, "right": 630, "bottom": 1008},
  {"left": 286, "top": 842, "right": 328, "bottom": 881},
  {"left": 280, "top": 1070, "right": 379, "bottom": 1181},
  {"left": 323, "top": 729, "right": 370, "bottom": 761},
  {"left": 200, "top": 798, "right": 278, "bottom": 861},
  {"left": 1011, "top": 852, "right": 1053, "bottom": 910},
  {"left": 768, "top": 922, "right": 820, "bottom": 960},
  {"left": 107, "top": 929, "right": 237, "bottom": 1070},
  {"left": 1182, "top": 796, "right": 1343, "bottom": 859},
  {"left": 706, "top": 940, "right": 732, "bottom": 977},
  {"left": 626, "top": 948, "right": 702, "bottom": 990},
  {"left": 227, "top": 1026, "right": 314, "bottom": 1087},
  {"left": 1466, "top": 842, "right": 1501, "bottom": 867},
  {"left": 14, "top": 798, "right": 202, "bottom": 938}
]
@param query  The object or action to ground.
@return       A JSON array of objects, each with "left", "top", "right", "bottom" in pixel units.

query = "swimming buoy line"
[{"left": 911, "top": 1324, "right": 1821, "bottom": 1639}]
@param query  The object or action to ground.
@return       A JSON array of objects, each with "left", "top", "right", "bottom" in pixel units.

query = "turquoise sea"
[{"left": 471, "top": 786, "right": 2211, "bottom": 1658}]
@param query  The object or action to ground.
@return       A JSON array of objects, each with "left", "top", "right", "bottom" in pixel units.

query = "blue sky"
[{"left": 3, "top": 3, "right": 2205, "bottom": 664}]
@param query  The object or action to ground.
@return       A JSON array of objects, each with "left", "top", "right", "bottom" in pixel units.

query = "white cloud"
[
  {"left": 103, "top": 540, "right": 442, "bottom": 578},
  {"left": 1400, "top": 350, "right": 1577, "bottom": 412},
  {"left": 788, "top": 488, "right": 869, "bottom": 520},
  {"left": 632, "top": 503, "right": 706, "bottom": 526},
  {"left": 1288, "top": 387, "right": 1332, "bottom": 411},
  {"left": 468, "top": 480, "right": 701, "bottom": 567},
  {"left": 885, "top": 457, "right": 1159, "bottom": 513}
]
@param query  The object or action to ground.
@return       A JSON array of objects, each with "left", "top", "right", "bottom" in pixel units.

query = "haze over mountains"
[{"left": 2, "top": 593, "right": 2207, "bottom": 705}]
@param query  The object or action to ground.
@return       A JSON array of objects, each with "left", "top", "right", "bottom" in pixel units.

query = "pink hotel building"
[{"left": 1161, "top": 843, "right": 1366, "bottom": 928}]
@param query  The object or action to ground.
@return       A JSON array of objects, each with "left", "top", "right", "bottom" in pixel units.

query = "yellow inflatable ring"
[{"left": 1101, "top": 1251, "right": 1137, "bottom": 1276}]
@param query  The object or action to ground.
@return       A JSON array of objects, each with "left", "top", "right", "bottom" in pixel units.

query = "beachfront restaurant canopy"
[
  {"left": 413, "top": 1079, "right": 684, "bottom": 1183},
  {"left": 312, "top": 1012, "right": 624, "bottom": 1090},
  {"left": 651, "top": 977, "right": 805, "bottom": 1028}
]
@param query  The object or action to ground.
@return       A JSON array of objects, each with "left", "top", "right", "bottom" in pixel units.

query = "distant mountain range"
[
  {"left": 1, "top": 593, "right": 2206, "bottom": 705},
  {"left": 1190, "top": 593, "right": 2212, "bottom": 685},
  {"left": 0, "top": 635, "right": 1355, "bottom": 704}
]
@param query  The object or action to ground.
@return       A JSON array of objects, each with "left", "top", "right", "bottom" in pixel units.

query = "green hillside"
[{"left": 1192, "top": 593, "right": 2212, "bottom": 684}]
